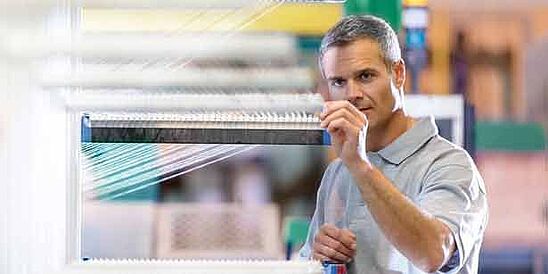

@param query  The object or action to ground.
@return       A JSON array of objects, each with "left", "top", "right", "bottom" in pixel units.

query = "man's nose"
[{"left": 345, "top": 81, "right": 363, "bottom": 101}]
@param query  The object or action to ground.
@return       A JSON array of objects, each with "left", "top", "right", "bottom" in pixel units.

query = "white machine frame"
[
  {"left": 62, "top": 111, "right": 322, "bottom": 274},
  {"left": 405, "top": 94, "right": 464, "bottom": 147}
]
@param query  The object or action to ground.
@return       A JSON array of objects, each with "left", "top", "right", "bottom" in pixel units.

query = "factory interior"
[{"left": 0, "top": 0, "right": 546, "bottom": 274}]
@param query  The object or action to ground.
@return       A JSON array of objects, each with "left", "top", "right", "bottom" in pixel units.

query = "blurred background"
[{"left": 1, "top": 0, "right": 546, "bottom": 274}]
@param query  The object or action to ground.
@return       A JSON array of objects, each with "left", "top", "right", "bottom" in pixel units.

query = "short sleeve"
[{"left": 417, "top": 155, "right": 488, "bottom": 273}]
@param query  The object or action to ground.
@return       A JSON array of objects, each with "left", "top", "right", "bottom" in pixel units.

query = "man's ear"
[{"left": 392, "top": 59, "right": 406, "bottom": 90}]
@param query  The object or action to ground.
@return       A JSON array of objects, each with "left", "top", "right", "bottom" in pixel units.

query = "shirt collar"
[{"left": 376, "top": 116, "right": 438, "bottom": 165}]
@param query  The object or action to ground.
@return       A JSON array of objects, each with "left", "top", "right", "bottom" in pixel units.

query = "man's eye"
[
  {"left": 331, "top": 79, "right": 345, "bottom": 87},
  {"left": 360, "top": 73, "right": 374, "bottom": 82}
]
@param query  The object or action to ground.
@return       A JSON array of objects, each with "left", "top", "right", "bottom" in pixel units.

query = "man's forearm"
[{"left": 346, "top": 160, "right": 455, "bottom": 273}]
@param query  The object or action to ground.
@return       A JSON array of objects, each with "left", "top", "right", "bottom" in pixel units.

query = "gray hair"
[{"left": 319, "top": 15, "right": 401, "bottom": 69}]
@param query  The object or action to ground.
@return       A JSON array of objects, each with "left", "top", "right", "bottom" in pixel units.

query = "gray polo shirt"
[{"left": 299, "top": 116, "right": 488, "bottom": 274}]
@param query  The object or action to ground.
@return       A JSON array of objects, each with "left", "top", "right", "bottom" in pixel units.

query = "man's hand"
[
  {"left": 320, "top": 101, "right": 369, "bottom": 167},
  {"left": 312, "top": 224, "right": 357, "bottom": 263}
]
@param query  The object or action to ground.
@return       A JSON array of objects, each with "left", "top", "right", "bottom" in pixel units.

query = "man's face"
[{"left": 321, "top": 38, "right": 404, "bottom": 130}]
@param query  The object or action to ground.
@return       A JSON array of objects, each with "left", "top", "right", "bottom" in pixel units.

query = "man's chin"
[
  {"left": 366, "top": 116, "right": 382, "bottom": 130},
  {"left": 360, "top": 111, "right": 374, "bottom": 126}
]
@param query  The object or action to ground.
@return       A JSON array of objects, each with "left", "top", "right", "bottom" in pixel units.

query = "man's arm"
[
  {"left": 320, "top": 100, "right": 455, "bottom": 272},
  {"left": 348, "top": 160, "right": 455, "bottom": 272}
]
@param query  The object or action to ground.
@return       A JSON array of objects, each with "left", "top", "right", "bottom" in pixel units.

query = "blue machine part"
[
  {"left": 322, "top": 130, "right": 332, "bottom": 146},
  {"left": 81, "top": 114, "right": 91, "bottom": 142}
]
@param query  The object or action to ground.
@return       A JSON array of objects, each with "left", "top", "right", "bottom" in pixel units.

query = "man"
[{"left": 299, "top": 15, "right": 488, "bottom": 274}]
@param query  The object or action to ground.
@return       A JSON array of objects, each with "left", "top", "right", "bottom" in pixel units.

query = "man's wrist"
[{"left": 345, "top": 158, "right": 374, "bottom": 178}]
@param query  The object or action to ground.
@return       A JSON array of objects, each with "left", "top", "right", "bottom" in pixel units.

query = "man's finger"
[
  {"left": 325, "top": 118, "right": 362, "bottom": 143},
  {"left": 312, "top": 252, "right": 329, "bottom": 262},
  {"left": 321, "top": 224, "right": 357, "bottom": 251},
  {"left": 316, "top": 232, "right": 355, "bottom": 258},
  {"left": 338, "top": 230, "right": 357, "bottom": 251},
  {"left": 313, "top": 242, "right": 352, "bottom": 263},
  {"left": 341, "top": 228, "right": 357, "bottom": 240},
  {"left": 320, "top": 108, "right": 364, "bottom": 129},
  {"left": 321, "top": 101, "right": 366, "bottom": 123}
]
